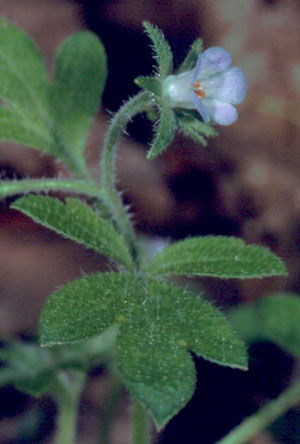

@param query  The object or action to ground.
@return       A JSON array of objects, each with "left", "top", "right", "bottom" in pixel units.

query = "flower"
[{"left": 162, "top": 47, "right": 247, "bottom": 126}]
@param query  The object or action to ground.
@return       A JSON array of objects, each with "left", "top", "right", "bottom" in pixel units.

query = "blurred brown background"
[{"left": 1, "top": 0, "right": 300, "bottom": 443}]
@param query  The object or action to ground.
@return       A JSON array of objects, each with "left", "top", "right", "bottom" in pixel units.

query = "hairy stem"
[
  {"left": 0, "top": 178, "right": 104, "bottom": 200},
  {"left": 131, "top": 399, "right": 151, "bottom": 444},
  {"left": 216, "top": 378, "right": 300, "bottom": 444},
  {"left": 55, "top": 371, "right": 85, "bottom": 444},
  {"left": 100, "top": 91, "right": 152, "bottom": 263}
]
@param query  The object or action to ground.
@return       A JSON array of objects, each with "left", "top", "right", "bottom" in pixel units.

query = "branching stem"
[{"left": 132, "top": 399, "right": 151, "bottom": 444}]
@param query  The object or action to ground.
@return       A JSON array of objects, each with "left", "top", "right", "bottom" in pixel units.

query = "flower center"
[{"left": 193, "top": 80, "right": 206, "bottom": 99}]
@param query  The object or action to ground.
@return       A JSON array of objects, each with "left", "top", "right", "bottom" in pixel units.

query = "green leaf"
[
  {"left": 143, "top": 21, "right": 173, "bottom": 79},
  {"left": 0, "top": 342, "right": 54, "bottom": 397},
  {"left": 147, "top": 236, "right": 287, "bottom": 279},
  {"left": 177, "top": 38, "right": 203, "bottom": 74},
  {"left": 12, "top": 195, "right": 133, "bottom": 270},
  {"left": 51, "top": 31, "right": 107, "bottom": 166},
  {"left": 231, "top": 293, "right": 300, "bottom": 358},
  {"left": 118, "top": 323, "right": 196, "bottom": 429},
  {"left": 176, "top": 110, "right": 217, "bottom": 145},
  {"left": 0, "top": 16, "right": 48, "bottom": 124},
  {"left": 40, "top": 273, "right": 137, "bottom": 346},
  {"left": 0, "top": 106, "right": 57, "bottom": 155},
  {"left": 40, "top": 271, "right": 246, "bottom": 427},
  {"left": 0, "top": 19, "right": 107, "bottom": 177},
  {"left": 147, "top": 106, "right": 176, "bottom": 159},
  {"left": 135, "top": 76, "right": 162, "bottom": 96},
  {"left": 118, "top": 279, "right": 247, "bottom": 428}
]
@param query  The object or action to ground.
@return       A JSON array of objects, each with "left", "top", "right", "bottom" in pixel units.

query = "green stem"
[
  {"left": 216, "top": 378, "right": 300, "bottom": 444},
  {"left": 131, "top": 399, "right": 151, "bottom": 444},
  {"left": 100, "top": 91, "right": 152, "bottom": 263},
  {"left": 55, "top": 371, "right": 85, "bottom": 444},
  {"left": 0, "top": 178, "right": 104, "bottom": 200},
  {"left": 99, "top": 369, "right": 123, "bottom": 444}
]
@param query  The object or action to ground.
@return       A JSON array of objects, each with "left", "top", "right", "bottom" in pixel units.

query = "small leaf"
[
  {"left": 118, "top": 323, "right": 196, "bottom": 429},
  {"left": 143, "top": 21, "right": 173, "bottom": 79},
  {"left": 135, "top": 76, "right": 162, "bottom": 96},
  {"left": 147, "top": 106, "right": 176, "bottom": 159},
  {"left": 40, "top": 273, "right": 138, "bottom": 346},
  {"left": 147, "top": 236, "right": 287, "bottom": 279},
  {"left": 177, "top": 38, "right": 203, "bottom": 74},
  {"left": 51, "top": 31, "right": 107, "bottom": 166},
  {"left": 231, "top": 293, "right": 300, "bottom": 358},
  {"left": 12, "top": 196, "right": 133, "bottom": 270}
]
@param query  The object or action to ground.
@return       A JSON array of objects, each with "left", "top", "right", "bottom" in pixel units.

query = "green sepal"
[
  {"left": 50, "top": 31, "right": 107, "bottom": 170},
  {"left": 40, "top": 272, "right": 247, "bottom": 427},
  {"left": 12, "top": 195, "right": 133, "bottom": 270},
  {"left": 147, "top": 106, "right": 177, "bottom": 159},
  {"left": 231, "top": 293, "right": 300, "bottom": 358},
  {"left": 147, "top": 236, "right": 287, "bottom": 279},
  {"left": 177, "top": 38, "right": 203, "bottom": 74},
  {"left": 135, "top": 76, "right": 162, "bottom": 96},
  {"left": 176, "top": 109, "right": 217, "bottom": 146},
  {"left": 143, "top": 21, "right": 173, "bottom": 79}
]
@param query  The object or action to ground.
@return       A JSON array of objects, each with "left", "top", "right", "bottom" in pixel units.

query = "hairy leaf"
[
  {"left": 231, "top": 293, "right": 300, "bottom": 358},
  {"left": 143, "top": 21, "right": 173, "bottom": 79},
  {"left": 12, "top": 196, "right": 133, "bottom": 270},
  {"left": 148, "top": 236, "right": 287, "bottom": 279},
  {"left": 40, "top": 272, "right": 247, "bottom": 427},
  {"left": 177, "top": 38, "right": 203, "bottom": 74},
  {"left": 51, "top": 31, "right": 107, "bottom": 165},
  {"left": 40, "top": 273, "right": 137, "bottom": 346},
  {"left": 147, "top": 106, "right": 176, "bottom": 159},
  {"left": 118, "top": 323, "right": 196, "bottom": 429},
  {"left": 135, "top": 76, "right": 162, "bottom": 96},
  {"left": 177, "top": 110, "right": 217, "bottom": 145}
]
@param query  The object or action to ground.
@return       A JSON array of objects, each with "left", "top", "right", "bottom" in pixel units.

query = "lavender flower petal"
[
  {"left": 202, "top": 67, "right": 247, "bottom": 105},
  {"left": 202, "top": 99, "right": 238, "bottom": 125},
  {"left": 200, "top": 47, "right": 232, "bottom": 77}
]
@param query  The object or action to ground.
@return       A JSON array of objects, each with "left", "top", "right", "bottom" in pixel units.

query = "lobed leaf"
[
  {"left": 177, "top": 38, "right": 203, "bottom": 74},
  {"left": 143, "top": 21, "right": 173, "bottom": 79},
  {"left": 12, "top": 195, "right": 133, "bottom": 270},
  {"left": 147, "top": 106, "right": 177, "bottom": 159},
  {"left": 0, "top": 18, "right": 107, "bottom": 176},
  {"left": 231, "top": 293, "right": 300, "bottom": 358},
  {"left": 39, "top": 271, "right": 246, "bottom": 427},
  {"left": 147, "top": 236, "right": 287, "bottom": 279}
]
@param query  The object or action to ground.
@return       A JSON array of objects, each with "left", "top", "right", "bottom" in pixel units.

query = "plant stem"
[
  {"left": 100, "top": 91, "right": 152, "bottom": 263},
  {"left": 0, "top": 178, "right": 104, "bottom": 200},
  {"left": 131, "top": 399, "right": 151, "bottom": 444},
  {"left": 216, "top": 378, "right": 300, "bottom": 444},
  {"left": 55, "top": 371, "right": 85, "bottom": 444},
  {"left": 99, "top": 369, "right": 123, "bottom": 444}
]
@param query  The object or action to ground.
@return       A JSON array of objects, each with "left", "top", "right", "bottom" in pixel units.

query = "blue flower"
[{"left": 162, "top": 47, "right": 247, "bottom": 126}]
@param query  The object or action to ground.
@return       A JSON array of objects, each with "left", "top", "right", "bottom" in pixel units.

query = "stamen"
[{"left": 193, "top": 80, "right": 206, "bottom": 99}]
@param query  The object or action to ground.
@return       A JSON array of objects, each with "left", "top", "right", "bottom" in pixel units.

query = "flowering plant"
[{"left": 0, "top": 18, "right": 297, "bottom": 444}]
